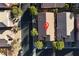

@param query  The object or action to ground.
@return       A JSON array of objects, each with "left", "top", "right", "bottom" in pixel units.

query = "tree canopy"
[
  {"left": 29, "top": 6, "right": 38, "bottom": 16},
  {"left": 11, "top": 5, "right": 23, "bottom": 18},
  {"left": 31, "top": 28, "right": 38, "bottom": 36},
  {"left": 52, "top": 40, "right": 64, "bottom": 50},
  {"left": 34, "top": 40, "right": 44, "bottom": 49}
]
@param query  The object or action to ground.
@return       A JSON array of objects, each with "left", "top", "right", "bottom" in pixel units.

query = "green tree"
[
  {"left": 56, "top": 40, "right": 64, "bottom": 50},
  {"left": 31, "top": 28, "right": 38, "bottom": 36},
  {"left": 52, "top": 41, "right": 57, "bottom": 49},
  {"left": 29, "top": 6, "right": 38, "bottom": 16},
  {"left": 64, "top": 3, "right": 70, "bottom": 9},
  {"left": 52, "top": 40, "right": 64, "bottom": 50},
  {"left": 34, "top": 40, "right": 44, "bottom": 49},
  {"left": 53, "top": 8, "right": 59, "bottom": 13},
  {"left": 11, "top": 5, "right": 23, "bottom": 18}
]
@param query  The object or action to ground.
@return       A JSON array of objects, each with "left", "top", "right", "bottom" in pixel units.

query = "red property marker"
[{"left": 43, "top": 22, "right": 49, "bottom": 31}]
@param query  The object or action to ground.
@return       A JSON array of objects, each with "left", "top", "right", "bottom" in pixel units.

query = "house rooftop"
[
  {"left": 0, "top": 3, "right": 17, "bottom": 9},
  {"left": 0, "top": 39, "right": 11, "bottom": 48},
  {"left": 0, "top": 22, "right": 12, "bottom": 31},
  {"left": 41, "top": 3, "right": 65, "bottom": 8}
]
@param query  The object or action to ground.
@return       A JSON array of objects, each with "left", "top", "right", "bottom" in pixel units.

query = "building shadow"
[
  {"left": 36, "top": 49, "right": 54, "bottom": 56},
  {"left": 19, "top": 8, "right": 33, "bottom": 56},
  {"left": 56, "top": 49, "right": 73, "bottom": 56}
]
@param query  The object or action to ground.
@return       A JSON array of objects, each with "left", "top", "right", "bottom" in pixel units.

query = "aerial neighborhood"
[{"left": 0, "top": 3, "right": 79, "bottom": 56}]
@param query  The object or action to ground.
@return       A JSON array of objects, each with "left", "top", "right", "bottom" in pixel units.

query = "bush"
[{"left": 34, "top": 40, "right": 44, "bottom": 49}]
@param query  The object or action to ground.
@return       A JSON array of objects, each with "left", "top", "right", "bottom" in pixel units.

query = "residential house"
[
  {"left": 57, "top": 12, "right": 75, "bottom": 47},
  {"left": 0, "top": 3, "right": 21, "bottom": 56},
  {"left": 39, "top": 3, "right": 65, "bottom": 12},
  {"left": 21, "top": 3, "right": 79, "bottom": 56},
  {"left": 76, "top": 14, "right": 79, "bottom": 47},
  {"left": 41, "top": 3, "right": 65, "bottom": 8},
  {"left": 38, "top": 12, "right": 55, "bottom": 41}
]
